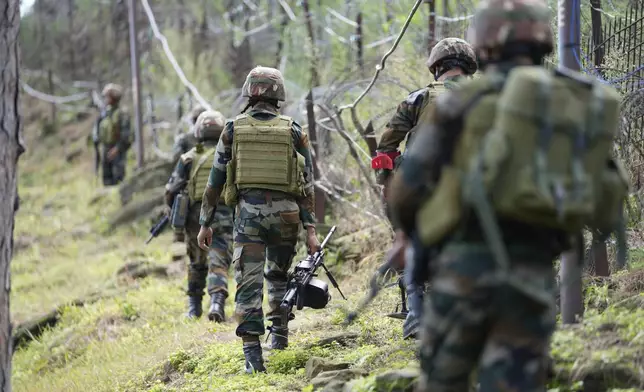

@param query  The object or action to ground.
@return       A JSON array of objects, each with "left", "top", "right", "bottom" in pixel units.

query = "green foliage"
[{"left": 266, "top": 349, "right": 310, "bottom": 375}]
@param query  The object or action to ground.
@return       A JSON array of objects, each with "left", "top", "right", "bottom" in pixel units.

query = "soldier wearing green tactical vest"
[
  {"left": 197, "top": 66, "right": 320, "bottom": 374},
  {"left": 371, "top": 38, "right": 478, "bottom": 341},
  {"left": 165, "top": 110, "right": 234, "bottom": 321},
  {"left": 389, "top": 0, "right": 628, "bottom": 390},
  {"left": 170, "top": 105, "right": 208, "bottom": 262},
  {"left": 95, "top": 83, "right": 132, "bottom": 186}
]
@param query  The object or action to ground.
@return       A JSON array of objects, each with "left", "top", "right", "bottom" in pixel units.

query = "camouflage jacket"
[
  {"left": 96, "top": 104, "right": 132, "bottom": 151},
  {"left": 199, "top": 103, "right": 316, "bottom": 228},
  {"left": 172, "top": 131, "right": 199, "bottom": 163},
  {"left": 376, "top": 75, "right": 467, "bottom": 155}
]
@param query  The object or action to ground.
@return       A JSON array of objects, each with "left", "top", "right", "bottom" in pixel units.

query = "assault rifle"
[
  {"left": 145, "top": 179, "right": 187, "bottom": 244},
  {"left": 146, "top": 215, "right": 169, "bottom": 244},
  {"left": 280, "top": 226, "right": 346, "bottom": 324},
  {"left": 343, "top": 238, "right": 405, "bottom": 326}
]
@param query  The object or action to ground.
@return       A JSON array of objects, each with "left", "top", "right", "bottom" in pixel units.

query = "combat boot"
[
  {"left": 207, "top": 292, "right": 226, "bottom": 322},
  {"left": 186, "top": 296, "right": 203, "bottom": 319},
  {"left": 242, "top": 339, "right": 266, "bottom": 374},
  {"left": 268, "top": 318, "right": 289, "bottom": 350}
]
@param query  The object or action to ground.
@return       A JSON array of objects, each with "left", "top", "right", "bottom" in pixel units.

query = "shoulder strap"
[{"left": 440, "top": 76, "right": 506, "bottom": 167}]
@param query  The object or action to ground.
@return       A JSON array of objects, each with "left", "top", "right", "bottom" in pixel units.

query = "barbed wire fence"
[{"left": 20, "top": 0, "right": 644, "bottom": 278}]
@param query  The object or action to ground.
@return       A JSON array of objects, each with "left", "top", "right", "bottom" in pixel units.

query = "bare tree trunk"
[
  {"left": 1, "top": 1, "right": 25, "bottom": 390},
  {"left": 301, "top": 0, "right": 320, "bottom": 88},
  {"left": 67, "top": 0, "right": 76, "bottom": 78},
  {"left": 426, "top": 0, "right": 436, "bottom": 54},
  {"left": 590, "top": 0, "right": 604, "bottom": 74},
  {"left": 275, "top": 1, "right": 290, "bottom": 68}
]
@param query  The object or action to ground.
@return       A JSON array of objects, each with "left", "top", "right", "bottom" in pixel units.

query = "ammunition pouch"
[
  {"left": 170, "top": 193, "right": 189, "bottom": 230},
  {"left": 223, "top": 161, "right": 238, "bottom": 207},
  {"left": 300, "top": 278, "right": 331, "bottom": 309}
]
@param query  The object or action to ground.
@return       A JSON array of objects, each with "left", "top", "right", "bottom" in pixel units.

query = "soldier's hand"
[
  {"left": 306, "top": 227, "right": 321, "bottom": 254},
  {"left": 107, "top": 146, "right": 119, "bottom": 162},
  {"left": 197, "top": 226, "right": 213, "bottom": 250}
]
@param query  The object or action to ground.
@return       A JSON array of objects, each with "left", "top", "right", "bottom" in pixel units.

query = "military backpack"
[{"left": 418, "top": 67, "right": 628, "bottom": 246}]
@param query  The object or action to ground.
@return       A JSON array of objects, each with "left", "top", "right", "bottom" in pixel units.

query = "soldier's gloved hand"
[
  {"left": 306, "top": 226, "right": 321, "bottom": 254},
  {"left": 197, "top": 225, "right": 213, "bottom": 250}
]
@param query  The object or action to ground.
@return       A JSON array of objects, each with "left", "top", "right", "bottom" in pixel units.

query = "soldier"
[
  {"left": 390, "top": 0, "right": 625, "bottom": 390},
  {"left": 170, "top": 105, "right": 207, "bottom": 262},
  {"left": 372, "top": 38, "right": 478, "bottom": 340},
  {"left": 94, "top": 83, "right": 132, "bottom": 186},
  {"left": 172, "top": 105, "right": 206, "bottom": 163},
  {"left": 165, "top": 110, "right": 233, "bottom": 321},
  {"left": 197, "top": 66, "right": 320, "bottom": 374}
]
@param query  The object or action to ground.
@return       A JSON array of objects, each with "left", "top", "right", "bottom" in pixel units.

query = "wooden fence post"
[
  {"left": 425, "top": 0, "right": 436, "bottom": 54},
  {"left": 306, "top": 90, "right": 325, "bottom": 223},
  {"left": 47, "top": 69, "right": 56, "bottom": 125},
  {"left": 356, "top": 12, "right": 364, "bottom": 73}
]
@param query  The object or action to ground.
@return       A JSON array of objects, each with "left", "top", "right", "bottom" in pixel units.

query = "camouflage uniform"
[
  {"left": 171, "top": 105, "right": 206, "bottom": 249},
  {"left": 374, "top": 38, "right": 478, "bottom": 341},
  {"left": 374, "top": 38, "right": 478, "bottom": 184},
  {"left": 166, "top": 110, "right": 233, "bottom": 320},
  {"left": 95, "top": 83, "right": 132, "bottom": 186},
  {"left": 199, "top": 66, "right": 316, "bottom": 373},
  {"left": 389, "top": 1, "right": 566, "bottom": 390}
]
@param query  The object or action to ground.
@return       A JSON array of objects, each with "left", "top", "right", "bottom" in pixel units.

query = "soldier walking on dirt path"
[
  {"left": 197, "top": 66, "right": 320, "bottom": 374},
  {"left": 165, "top": 110, "right": 234, "bottom": 321}
]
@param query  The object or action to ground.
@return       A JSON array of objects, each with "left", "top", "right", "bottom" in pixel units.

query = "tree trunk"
[{"left": 1, "top": 1, "right": 24, "bottom": 390}]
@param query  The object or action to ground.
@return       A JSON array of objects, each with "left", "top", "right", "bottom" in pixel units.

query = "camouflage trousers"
[
  {"left": 101, "top": 145, "right": 126, "bottom": 186},
  {"left": 232, "top": 190, "right": 300, "bottom": 337},
  {"left": 418, "top": 242, "right": 556, "bottom": 392},
  {"left": 185, "top": 204, "right": 233, "bottom": 297}
]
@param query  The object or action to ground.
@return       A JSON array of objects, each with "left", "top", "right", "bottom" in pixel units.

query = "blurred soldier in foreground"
[
  {"left": 390, "top": 0, "right": 627, "bottom": 389},
  {"left": 93, "top": 83, "right": 132, "bottom": 186},
  {"left": 372, "top": 38, "right": 478, "bottom": 340},
  {"left": 165, "top": 110, "right": 233, "bottom": 321},
  {"left": 197, "top": 66, "right": 320, "bottom": 373},
  {"left": 170, "top": 105, "right": 208, "bottom": 261}
]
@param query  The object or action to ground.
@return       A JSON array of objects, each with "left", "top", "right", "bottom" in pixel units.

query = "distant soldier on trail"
[
  {"left": 197, "top": 66, "right": 320, "bottom": 374},
  {"left": 170, "top": 105, "right": 208, "bottom": 261},
  {"left": 165, "top": 110, "right": 233, "bottom": 321},
  {"left": 93, "top": 83, "right": 132, "bottom": 186},
  {"left": 372, "top": 38, "right": 478, "bottom": 340}
]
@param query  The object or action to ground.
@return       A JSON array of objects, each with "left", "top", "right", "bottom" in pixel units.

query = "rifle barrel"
[{"left": 320, "top": 226, "right": 337, "bottom": 249}]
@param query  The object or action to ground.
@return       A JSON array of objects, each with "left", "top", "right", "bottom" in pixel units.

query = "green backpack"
[{"left": 463, "top": 66, "right": 629, "bottom": 265}]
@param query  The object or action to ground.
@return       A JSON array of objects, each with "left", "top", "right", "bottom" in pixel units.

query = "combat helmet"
[
  {"left": 242, "top": 66, "right": 286, "bottom": 102},
  {"left": 194, "top": 110, "right": 226, "bottom": 142},
  {"left": 427, "top": 38, "right": 478, "bottom": 78},
  {"left": 190, "top": 105, "right": 207, "bottom": 125},
  {"left": 102, "top": 83, "right": 123, "bottom": 102},
  {"left": 467, "top": 0, "right": 554, "bottom": 63}
]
